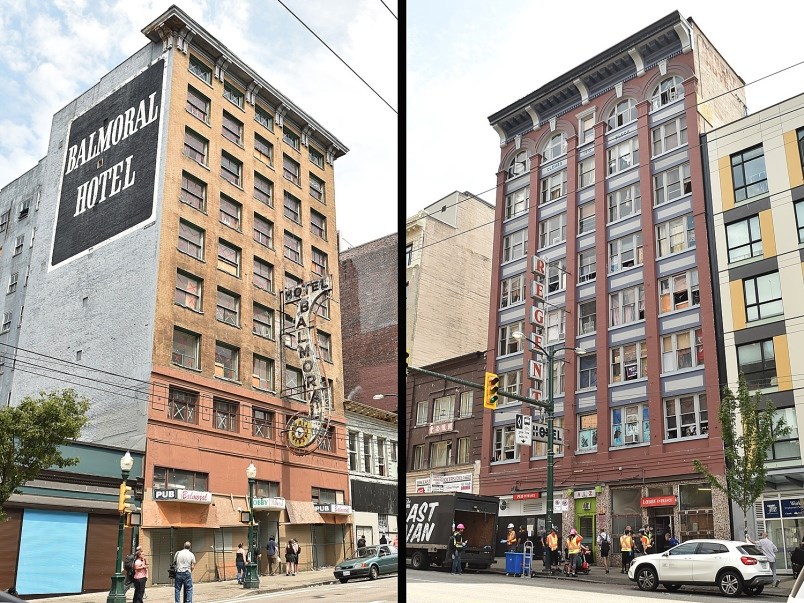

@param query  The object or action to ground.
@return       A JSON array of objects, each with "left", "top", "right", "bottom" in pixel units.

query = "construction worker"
[
  {"left": 506, "top": 523, "right": 518, "bottom": 552},
  {"left": 642, "top": 526, "right": 653, "bottom": 554},
  {"left": 448, "top": 523, "right": 466, "bottom": 575},
  {"left": 546, "top": 527, "right": 560, "bottom": 574},
  {"left": 566, "top": 528, "right": 583, "bottom": 577},
  {"left": 620, "top": 526, "right": 633, "bottom": 573}
]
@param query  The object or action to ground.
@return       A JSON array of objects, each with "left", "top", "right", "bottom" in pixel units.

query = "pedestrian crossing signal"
[{"left": 484, "top": 372, "right": 500, "bottom": 409}]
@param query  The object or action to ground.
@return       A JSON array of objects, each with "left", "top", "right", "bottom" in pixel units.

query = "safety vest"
[
  {"left": 546, "top": 532, "right": 558, "bottom": 550},
  {"left": 642, "top": 534, "right": 651, "bottom": 550},
  {"left": 506, "top": 529, "right": 517, "bottom": 545},
  {"left": 566, "top": 535, "right": 582, "bottom": 554},
  {"left": 620, "top": 534, "right": 632, "bottom": 552},
  {"left": 451, "top": 531, "right": 465, "bottom": 550}
]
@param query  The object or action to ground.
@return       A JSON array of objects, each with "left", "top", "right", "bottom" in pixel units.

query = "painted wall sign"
[
  {"left": 640, "top": 495, "right": 677, "bottom": 508},
  {"left": 51, "top": 59, "right": 164, "bottom": 268},
  {"left": 428, "top": 421, "right": 453, "bottom": 435},
  {"left": 405, "top": 500, "right": 440, "bottom": 543}
]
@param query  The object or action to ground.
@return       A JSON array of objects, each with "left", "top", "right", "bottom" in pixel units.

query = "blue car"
[{"left": 334, "top": 545, "right": 398, "bottom": 583}]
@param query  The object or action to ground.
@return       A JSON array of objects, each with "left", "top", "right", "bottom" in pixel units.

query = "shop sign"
[
  {"left": 573, "top": 489, "right": 595, "bottom": 499},
  {"left": 153, "top": 488, "right": 212, "bottom": 504},
  {"left": 253, "top": 497, "right": 286, "bottom": 510},
  {"left": 764, "top": 500, "right": 781, "bottom": 518},
  {"left": 781, "top": 499, "right": 804, "bottom": 518},
  {"left": 416, "top": 473, "right": 472, "bottom": 493},
  {"left": 640, "top": 495, "right": 677, "bottom": 508},
  {"left": 553, "top": 498, "right": 570, "bottom": 513},
  {"left": 513, "top": 492, "right": 540, "bottom": 501},
  {"left": 428, "top": 421, "right": 453, "bottom": 435},
  {"left": 315, "top": 503, "right": 352, "bottom": 514}
]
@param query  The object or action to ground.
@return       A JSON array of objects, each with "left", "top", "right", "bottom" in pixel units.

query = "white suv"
[{"left": 628, "top": 539, "right": 773, "bottom": 597}]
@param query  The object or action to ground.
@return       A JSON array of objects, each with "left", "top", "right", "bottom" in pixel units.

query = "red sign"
[
  {"left": 428, "top": 421, "right": 453, "bottom": 435},
  {"left": 641, "top": 495, "right": 677, "bottom": 508},
  {"left": 513, "top": 492, "right": 540, "bottom": 501}
]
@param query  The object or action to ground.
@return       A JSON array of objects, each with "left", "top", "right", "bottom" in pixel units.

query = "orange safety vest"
[
  {"left": 642, "top": 534, "right": 651, "bottom": 550},
  {"left": 566, "top": 535, "right": 582, "bottom": 554},
  {"left": 546, "top": 532, "right": 558, "bottom": 551},
  {"left": 620, "top": 534, "right": 632, "bottom": 552}
]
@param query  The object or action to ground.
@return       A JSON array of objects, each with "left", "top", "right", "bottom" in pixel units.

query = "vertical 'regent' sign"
[{"left": 50, "top": 59, "right": 165, "bottom": 269}]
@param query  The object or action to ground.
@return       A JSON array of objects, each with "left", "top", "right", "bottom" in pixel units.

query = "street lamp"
[
  {"left": 244, "top": 462, "right": 259, "bottom": 589},
  {"left": 107, "top": 451, "right": 134, "bottom": 603},
  {"left": 512, "top": 331, "right": 585, "bottom": 534},
  {"left": 372, "top": 393, "right": 398, "bottom": 400}
]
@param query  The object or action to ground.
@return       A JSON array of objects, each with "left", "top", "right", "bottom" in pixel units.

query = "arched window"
[
  {"left": 543, "top": 133, "right": 567, "bottom": 161},
  {"left": 650, "top": 76, "right": 684, "bottom": 110},
  {"left": 507, "top": 151, "right": 529, "bottom": 178},
  {"left": 607, "top": 99, "right": 637, "bottom": 131}
]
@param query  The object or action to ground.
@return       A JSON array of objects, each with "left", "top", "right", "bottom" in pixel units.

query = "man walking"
[
  {"left": 265, "top": 536, "right": 278, "bottom": 576},
  {"left": 174, "top": 541, "right": 196, "bottom": 603},
  {"left": 506, "top": 523, "right": 517, "bottom": 552},
  {"left": 619, "top": 527, "right": 633, "bottom": 574},
  {"left": 747, "top": 530, "right": 779, "bottom": 587},
  {"left": 546, "top": 527, "right": 560, "bottom": 574},
  {"left": 448, "top": 523, "right": 466, "bottom": 575},
  {"left": 597, "top": 527, "right": 611, "bottom": 574},
  {"left": 565, "top": 528, "right": 583, "bottom": 577}
]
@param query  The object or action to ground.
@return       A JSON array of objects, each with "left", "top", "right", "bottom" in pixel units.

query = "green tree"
[
  {"left": 0, "top": 389, "right": 90, "bottom": 521},
  {"left": 693, "top": 374, "right": 789, "bottom": 534}
]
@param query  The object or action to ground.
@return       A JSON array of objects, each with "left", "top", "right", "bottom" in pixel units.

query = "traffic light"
[
  {"left": 118, "top": 482, "right": 135, "bottom": 514},
  {"left": 484, "top": 371, "right": 500, "bottom": 409}
]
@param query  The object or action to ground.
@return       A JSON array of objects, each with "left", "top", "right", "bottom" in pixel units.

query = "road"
[{"left": 205, "top": 576, "right": 397, "bottom": 603}]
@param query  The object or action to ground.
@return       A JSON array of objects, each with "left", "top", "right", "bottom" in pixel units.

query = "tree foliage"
[
  {"left": 0, "top": 389, "right": 90, "bottom": 521},
  {"left": 693, "top": 374, "right": 789, "bottom": 533}
]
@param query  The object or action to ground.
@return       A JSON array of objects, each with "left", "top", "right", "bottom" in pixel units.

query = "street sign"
[{"left": 515, "top": 414, "right": 532, "bottom": 445}]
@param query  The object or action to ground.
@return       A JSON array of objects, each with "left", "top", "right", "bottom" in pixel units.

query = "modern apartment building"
[
  {"left": 483, "top": 12, "right": 746, "bottom": 553},
  {"left": 2, "top": 6, "right": 351, "bottom": 587},
  {"left": 704, "top": 90, "right": 804, "bottom": 572}
]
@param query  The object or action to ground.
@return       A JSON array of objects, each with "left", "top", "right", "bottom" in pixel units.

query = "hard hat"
[
  {"left": 457, "top": 523, "right": 465, "bottom": 530},
  {"left": 570, "top": 528, "right": 577, "bottom": 535},
  {"left": 508, "top": 523, "right": 515, "bottom": 529}
]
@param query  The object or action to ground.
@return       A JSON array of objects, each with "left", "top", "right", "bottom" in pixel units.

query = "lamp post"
[
  {"left": 512, "top": 331, "right": 584, "bottom": 533},
  {"left": 107, "top": 451, "right": 134, "bottom": 603},
  {"left": 372, "top": 393, "right": 398, "bottom": 400},
  {"left": 244, "top": 463, "right": 260, "bottom": 589}
]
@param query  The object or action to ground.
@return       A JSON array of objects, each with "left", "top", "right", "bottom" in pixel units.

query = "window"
[
  {"left": 360, "top": 436, "right": 373, "bottom": 473},
  {"left": 726, "top": 215, "right": 762, "bottom": 263},
  {"left": 737, "top": 339, "right": 777, "bottom": 389},
  {"left": 651, "top": 115, "right": 687, "bottom": 156},
  {"left": 546, "top": 310, "right": 565, "bottom": 343},
  {"left": 153, "top": 466, "right": 208, "bottom": 491},
  {"left": 285, "top": 365, "right": 303, "bottom": 394},
  {"left": 540, "top": 169, "right": 567, "bottom": 204},
  {"left": 656, "top": 215, "right": 695, "bottom": 257},
  {"left": 499, "top": 274, "right": 525, "bottom": 308},
  {"left": 662, "top": 328, "right": 704, "bottom": 372},
  {"left": 175, "top": 271, "right": 202, "bottom": 311},
  {"left": 505, "top": 187, "right": 529, "bottom": 219},
  {"left": 309, "top": 174, "right": 325, "bottom": 202},
  {"left": 283, "top": 231, "right": 303, "bottom": 264},
  {"left": 659, "top": 269, "right": 699, "bottom": 314},
  {"left": 180, "top": 172, "right": 206, "bottom": 211},
  {"left": 8, "top": 272, "right": 18, "bottom": 293},
  {"left": 222, "top": 111, "right": 243, "bottom": 145},
  {"left": 457, "top": 437, "right": 471, "bottom": 464},
  {"left": 178, "top": 220, "right": 204, "bottom": 260},
  {"left": 223, "top": 81, "right": 244, "bottom": 109},
  {"left": 254, "top": 133, "right": 273, "bottom": 166},
  {"left": 732, "top": 145, "right": 769, "bottom": 202},
  {"left": 172, "top": 327, "right": 200, "bottom": 370},
  {"left": 213, "top": 397, "right": 239, "bottom": 431},
  {"left": 253, "top": 257, "right": 274, "bottom": 293},
  {"left": 284, "top": 192, "right": 302, "bottom": 224},
  {"left": 607, "top": 98, "right": 637, "bottom": 130},
  {"left": 348, "top": 432, "right": 359, "bottom": 470},
  {"left": 459, "top": 391, "right": 473, "bottom": 418},
  {"left": 578, "top": 202, "right": 595, "bottom": 234},
  {"left": 415, "top": 400, "right": 428, "bottom": 425},
  {"left": 186, "top": 86, "right": 209, "bottom": 123},
  {"left": 578, "top": 249, "right": 596, "bottom": 283},
  {"left": 493, "top": 425, "right": 519, "bottom": 461},
  {"left": 433, "top": 395, "right": 454, "bottom": 423},
  {"left": 607, "top": 137, "right": 639, "bottom": 175},
  {"left": 377, "top": 438, "right": 387, "bottom": 476},
  {"left": 665, "top": 393, "right": 708, "bottom": 440},
  {"left": 413, "top": 445, "right": 425, "bottom": 469},
  {"left": 13, "top": 235, "right": 23, "bottom": 255},
  {"left": 654, "top": 163, "right": 691, "bottom": 206},
  {"left": 501, "top": 369, "right": 522, "bottom": 395},
  {"left": 0, "top": 211, "right": 9, "bottom": 233},
  {"left": 189, "top": 55, "right": 212, "bottom": 84},
  {"left": 168, "top": 387, "right": 198, "bottom": 424},
  {"left": 610, "top": 341, "right": 648, "bottom": 382},
  {"left": 310, "top": 209, "right": 327, "bottom": 239},
  {"left": 547, "top": 258, "right": 567, "bottom": 293},
  {"left": 745, "top": 272, "right": 783, "bottom": 322},
  {"left": 252, "top": 302, "right": 274, "bottom": 339},
  {"left": 578, "top": 355, "right": 597, "bottom": 390},
  {"left": 254, "top": 104, "right": 273, "bottom": 131},
  {"left": 578, "top": 300, "right": 596, "bottom": 335},
  {"left": 219, "top": 194, "right": 241, "bottom": 230},
  {"left": 531, "top": 416, "right": 565, "bottom": 457},
  {"left": 609, "top": 285, "right": 645, "bottom": 326},
  {"left": 608, "top": 232, "right": 643, "bottom": 273},
  {"left": 217, "top": 239, "right": 241, "bottom": 276},
  {"left": 311, "top": 247, "right": 328, "bottom": 276},
  {"left": 612, "top": 403, "right": 650, "bottom": 447},
  {"left": 498, "top": 321, "right": 525, "bottom": 356},
  {"left": 252, "top": 355, "right": 274, "bottom": 390},
  {"left": 253, "top": 172, "right": 273, "bottom": 206},
  {"left": 430, "top": 440, "right": 452, "bottom": 468},
  {"left": 184, "top": 128, "right": 208, "bottom": 165},
  {"left": 795, "top": 201, "right": 804, "bottom": 244},
  {"left": 650, "top": 76, "right": 684, "bottom": 110},
  {"left": 608, "top": 183, "right": 640, "bottom": 223},
  {"left": 253, "top": 407, "right": 274, "bottom": 439},
  {"left": 283, "top": 126, "right": 300, "bottom": 150},
  {"left": 253, "top": 214, "right": 274, "bottom": 249},
  {"left": 221, "top": 151, "right": 242, "bottom": 187},
  {"left": 283, "top": 154, "right": 300, "bottom": 186},
  {"left": 579, "top": 114, "right": 595, "bottom": 145},
  {"left": 390, "top": 441, "right": 398, "bottom": 463},
  {"left": 317, "top": 330, "right": 332, "bottom": 362},
  {"left": 215, "top": 342, "right": 239, "bottom": 381},
  {"left": 311, "top": 487, "right": 344, "bottom": 505},
  {"left": 310, "top": 146, "right": 325, "bottom": 168},
  {"left": 507, "top": 151, "right": 528, "bottom": 178},
  {"left": 1, "top": 312, "right": 10, "bottom": 333},
  {"left": 768, "top": 407, "right": 800, "bottom": 464},
  {"left": 215, "top": 289, "right": 239, "bottom": 326},
  {"left": 539, "top": 213, "right": 566, "bottom": 248},
  {"left": 503, "top": 229, "right": 527, "bottom": 262},
  {"left": 578, "top": 414, "right": 597, "bottom": 452},
  {"left": 543, "top": 133, "right": 567, "bottom": 161},
  {"left": 578, "top": 157, "right": 595, "bottom": 189}
]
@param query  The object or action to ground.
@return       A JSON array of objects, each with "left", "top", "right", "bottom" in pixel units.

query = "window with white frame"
[
  {"left": 546, "top": 310, "right": 566, "bottom": 343},
  {"left": 253, "top": 257, "right": 274, "bottom": 293},
  {"left": 189, "top": 54, "right": 212, "bottom": 84},
  {"left": 610, "top": 341, "right": 648, "bottom": 383},
  {"left": 252, "top": 355, "right": 274, "bottom": 391},
  {"left": 609, "top": 285, "right": 645, "bottom": 327},
  {"left": 413, "top": 445, "right": 425, "bottom": 470},
  {"left": 283, "top": 231, "right": 303, "bottom": 264},
  {"left": 172, "top": 327, "right": 200, "bottom": 370},
  {"left": 310, "top": 209, "right": 327, "bottom": 239},
  {"left": 348, "top": 431, "right": 359, "bottom": 470},
  {"left": 214, "top": 342, "right": 239, "bottom": 381},
  {"left": 508, "top": 151, "right": 528, "bottom": 178},
  {"left": 493, "top": 425, "right": 519, "bottom": 461},
  {"left": 217, "top": 239, "right": 241, "bottom": 276},
  {"left": 650, "top": 76, "right": 684, "bottom": 110},
  {"left": 732, "top": 144, "right": 770, "bottom": 203},
  {"left": 539, "top": 213, "right": 566, "bottom": 248},
  {"left": 459, "top": 391, "right": 473, "bottom": 418},
  {"left": 363, "top": 436, "right": 374, "bottom": 473},
  {"left": 501, "top": 369, "right": 522, "bottom": 396},
  {"left": 187, "top": 86, "right": 211, "bottom": 124},
  {"left": 215, "top": 288, "right": 240, "bottom": 327},
  {"left": 309, "top": 145, "right": 324, "bottom": 168},
  {"left": 726, "top": 216, "right": 762, "bottom": 263},
  {"left": 543, "top": 133, "right": 567, "bottom": 161},
  {"left": 737, "top": 339, "right": 777, "bottom": 390},
  {"left": 608, "top": 232, "right": 643, "bottom": 273},
  {"left": 578, "top": 414, "right": 597, "bottom": 452},
  {"left": 220, "top": 151, "right": 242, "bottom": 187},
  {"left": 309, "top": 174, "right": 325, "bottom": 202},
  {"left": 498, "top": 321, "right": 525, "bottom": 355},
  {"left": 540, "top": 169, "right": 567, "bottom": 204},
  {"left": 796, "top": 200, "right": 804, "bottom": 244},
  {"left": 547, "top": 258, "right": 567, "bottom": 293},
  {"left": 457, "top": 437, "right": 471, "bottom": 464},
  {"left": 656, "top": 215, "right": 695, "bottom": 257},
  {"left": 317, "top": 330, "right": 332, "bottom": 362},
  {"left": 284, "top": 191, "right": 302, "bottom": 224},
  {"left": 175, "top": 271, "right": 202, "bottom": 311},
  {"left": 283, "top": 125, "right": 300, "bottom": 150},
  {"left": 283, "top": 154, "right": 301, "bottom": 186},
  {"left": 219, "top": 194, "right": 241, "bottom": 230},
  {"left": 377, "top": 438, "right": 387, "bottom": 476},
  {"left": 7, "top": 273, "right": 17, "bottom": 294},
  {"left": 654, "top": 163, "right": 691, "bottom": 206},
  {"left": 505, "top": 187, "right": 529, "bottom": 219},
  {"left": 183, "top": 128, "right": 208, "bottom": 166},
  {"left": 1, "top": 312, "right": 10, "bottom": 333},
  {"left": 768, "top": 407, "right": 800, "bottom": 465},
  {"left": 579, "top": 114, "right": 595, "bottom": 145},
  {"left": 578, "top": 355, "right": 597, "bottom": 390},
  {"left": 665, "top": 393, "right": 708, "bottom": 440},
  {"left": 607, "top": 137, "right": 639, "bottom": 175},
  {"left": 607, "top": 98, "right": 637, "bottom": 131},
  {"left": 223, "top": 80, "right": 244, "bottom": 109},
  {"left": 254, "top": 133, "right": 274, "bottom": 167},
  {"left": 578, "top": 202, "right": 595, "bottom": 235},
  {"left": 578, "top": 300, "right": 596, "bottom": 336},
  {"left": 430, "top": 440, "right": 452, "bottom": 468},
  {"left": 254, "top": 104, "right": 273, "bottom": 131},
  {"left": 662, "top": 328, "right": 704, "bottom": 373},
  {"left": 254, "top": 171, "right": 273, "bottom": 207},
  {"left": 578, "top": 156, "right": 595, "bottom": 189},
  {"left": 578, "top": 249, "right": 596, "bottom": 282},
  {"left": 500, "top": 274, "right": 526, "bottom": 308},
  {"left": 503, "top": 229, "right": 528, "bottom": 262},
  {"left": 311, "top": 247, "right": 328, "bottom": 276},
  {"left": 415, "top": 400, "right": 428, "bottom": 425},
  {"left": 222, "top": 111, "right": 243, "bottom": 145},
  {"left": 531, "top": 417, "right": 564, "bottom": 457},
  {"left": 178, "top": 220, "right": 204, "bottom": 260},
  {"left": 659, "top": 269, "right": 699, "bottom": 314},
  {"left": 548, "top": 361, "right": 565, "bottom": 396},
  {"left": 651, "top": 115, "right": 687, "bottom": 156},
  {"left": 744, "top": 272, "right": 783, "bottom": 322},
  {"left": 253, "top": 407, "right": 274, "bottom": 439},
  {"left": 612, "top": 404, "right": 650, "bottom": 447},
  {"left": 432, "top": 395, "right": 454, "bottom": 423},
  {"left": 608, "top": 182, "right": 640, "bottom": 223}
]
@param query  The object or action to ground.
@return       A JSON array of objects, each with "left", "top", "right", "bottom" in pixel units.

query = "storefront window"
[
  {"left": 648, "top": 485, "right": 673, "bottom": 497},
  {"left": 611, "top": 488, "right": 641, "bottom": 553},
  {"left": 679, "top": 483, "right": 713, "bottom": 540},
  {"left": 762, "top": 495, "right": 804, "bottom": 570}
]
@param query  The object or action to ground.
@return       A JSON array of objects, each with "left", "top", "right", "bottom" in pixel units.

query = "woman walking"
[
  {"left": 285, "top": 539, "right": 297, "bottom": 576},
  {"left": 235, "top": 543, "right": 246, "bottom": 584},
  {"left": 132, "top": 549, "right": 148, "bottom": 603}
]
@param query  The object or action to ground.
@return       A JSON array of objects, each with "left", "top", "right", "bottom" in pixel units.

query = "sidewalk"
[
  {"left": 488, "top": 556, "right": 795, "bottom": 597},
  {"left": 33, "top": 569, "right": 338, "bottom": 603}
]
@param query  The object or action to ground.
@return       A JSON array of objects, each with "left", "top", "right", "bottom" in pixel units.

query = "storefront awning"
[
  {"left": 212, "top": 494, "right": 250, "bottom": 527},
  {"left": 285, "top": 500, "right": 325, "bottom": 524}
]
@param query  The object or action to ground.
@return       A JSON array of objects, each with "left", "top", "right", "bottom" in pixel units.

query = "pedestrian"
[
  {"left": 379, "top": 533, "right": 388, "bottom": 545},
  {"left": 448, "top": 523, "right": 466, "bottom": 574},
  {"left": 357, "top": 534, "right": 367, "bottom": 549},
  {"left": 791, "top": 539, "right": 804, "bottom": 578},
  {"left": 597, "top": 527, "right": 611, "bottom": 573},
  {"left": 532, "top": 531, "right": 544, "bottom": 569},
  {"left": 546, "top": 527, "right": 560, "bottom": 574},
  {"left": 642, "top": 526, "right": 654, "bottom": 554},
  {"left": 506, "top": 523, "right": 517, "bottom": 552},
  {"left": 747, "top": 530, "right": 779, "bottom": 587},
  {"left": 285, "top": 539, "right": 299, "bottom": 576},
  {"left": 235, "top": 543, "right": 246, "bottom": 584},
  {"left": 633, "top": 528, "right": 645, "bottom": 557},
  {"left": 620, "top": 527, "right": 633, "bottom": 573},
  {"left": 392, "top": 534, "right": 398, "bottom": 548},
  {"left": 132, "top": 548, "right": 148, "bottom": 603},
  {"left": 517, "top": 525, "right": 528, "bottom": 551},
  {"left": 565, "top": 528, "right": 583, "bottom": 577},
  {"left": 173, "top": 541, "right": 196, "bottom": 603},
  {"left": 265, "top": 536, "right": 278, "bottom": 576},
  {"left": 124, "top": 545, "right": 142, "bottom": 592},
  {"left": 665, "top": 532, "right": 679, "bottom": 548}
]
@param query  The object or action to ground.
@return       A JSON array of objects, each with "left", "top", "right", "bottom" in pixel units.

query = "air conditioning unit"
[{"left": 625, "top": 433, "right": 640, "bottom": 444}]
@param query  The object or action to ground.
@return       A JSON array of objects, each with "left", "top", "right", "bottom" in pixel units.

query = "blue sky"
[
  {"left": 0, "top": 0, "right": 398, "bottom": 249},
  {"left": 407, "top": 0, "right": 804, "bottom": 215}
]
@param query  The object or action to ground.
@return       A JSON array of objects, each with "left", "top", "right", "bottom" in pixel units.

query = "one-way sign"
[{"left": 515, "top": 414, "right": 532, "bottom": 445}]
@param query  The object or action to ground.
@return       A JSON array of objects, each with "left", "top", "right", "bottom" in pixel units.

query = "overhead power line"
[{"left": 378, "top": 0, "right": 397, "bottom": 20}]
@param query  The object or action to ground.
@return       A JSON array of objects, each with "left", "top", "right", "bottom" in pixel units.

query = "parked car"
[
  {"left": 0, "top": 589, "right": 26, "bottom": 603},
  {"left": 789, "top": 568, "right": 804, "bottom": 602},
  {"left": 334, "top": 545, "right": 398, "bottom": 583},
  {"left": 628, "top": 539, "right": 772, "bottom": 597}
]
